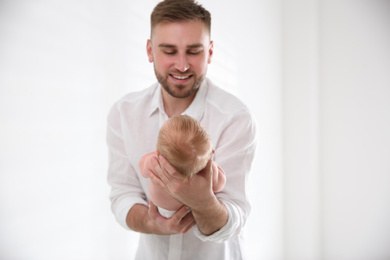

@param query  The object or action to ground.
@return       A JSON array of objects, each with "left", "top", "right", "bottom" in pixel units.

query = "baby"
[{"left": 139, "top": 115, "right": 226, "bottom": 218}]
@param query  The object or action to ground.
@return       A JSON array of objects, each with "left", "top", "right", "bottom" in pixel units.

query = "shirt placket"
[
  {"left": 159, "top": 110, "right": 169, "bottom": 128},
  {"left": 167, "top": 234, "right": 183, "bottom": 260}
]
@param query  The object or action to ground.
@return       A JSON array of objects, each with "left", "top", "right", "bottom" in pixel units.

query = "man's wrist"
[
  {"left": 191, "top": 194, "right": 218, "bottom": 213},
  {"left": 191, "top": 196, "right": 228, "bottom": 236},
  {"left": 187, "top": 188, "right": 216, "bottom": 212}
]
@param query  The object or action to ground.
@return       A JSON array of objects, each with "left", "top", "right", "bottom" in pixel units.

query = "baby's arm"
[
  {"left": 211, "top": 161, "right": 226, "bottom": 192},
  {"left": 139, "top": 151, "right": 157, "bottom": 178}
]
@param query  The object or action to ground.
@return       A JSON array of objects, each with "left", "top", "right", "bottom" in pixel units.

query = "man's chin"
[{"left": 162, "top": 84, "right": 198, "bottom": 99}]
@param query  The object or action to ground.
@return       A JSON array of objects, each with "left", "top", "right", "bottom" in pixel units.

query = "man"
[{"left": 106, "top": 0, "right": 257, "bottom": 259}]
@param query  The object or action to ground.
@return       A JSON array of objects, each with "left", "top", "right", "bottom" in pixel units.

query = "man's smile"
[
  {"left": 172, "top": 75, "right": 191, "bottom": 80},
  {"left": 170, "top": 74, "right": 193, "bottom": 81}
]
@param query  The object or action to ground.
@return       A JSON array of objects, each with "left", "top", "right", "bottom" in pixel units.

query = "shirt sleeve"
[
  {"left": 106, "top": 102, "right": 148, "bottom": 230},
  {"left": 195, "top": 110, "right": 257, "bottom": 242}
]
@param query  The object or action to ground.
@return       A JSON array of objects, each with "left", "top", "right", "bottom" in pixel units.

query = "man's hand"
[
  {"left": 126, "top": 202, "right": 195, "bottom": 235},
  {"left": 150, "top": 155, "right": 215, "bottom": 211},
  {"left": 148, "top": 201, "right": 195, "bottom": 234}
]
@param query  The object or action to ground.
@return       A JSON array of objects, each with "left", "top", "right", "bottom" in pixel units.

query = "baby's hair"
[{"left": 157, "top": 115, "right": 213, "bottom": 177}]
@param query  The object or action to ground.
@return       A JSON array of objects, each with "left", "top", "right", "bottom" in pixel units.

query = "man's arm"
[{"left": 191, "top": 195, "right": 228, "bottom": 235}]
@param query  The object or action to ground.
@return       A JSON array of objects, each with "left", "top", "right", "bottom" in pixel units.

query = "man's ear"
[
  {"left": 146, "top": 39, "right": 154, "bottom": 63},
  {"left": 207, "top": 41, "right": 214, "bottom": 64}
]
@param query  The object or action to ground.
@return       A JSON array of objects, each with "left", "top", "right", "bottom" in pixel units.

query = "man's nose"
[{"left": 174, "top": 54, "right": 190, "bottom": 72}]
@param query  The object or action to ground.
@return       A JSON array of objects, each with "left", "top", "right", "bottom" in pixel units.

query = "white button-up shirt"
[{"left": 107, "top": 78, "right": 257, "bottom": 260}]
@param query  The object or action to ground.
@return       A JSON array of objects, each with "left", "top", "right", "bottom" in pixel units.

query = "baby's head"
[{"left": 157, "top": 115, "right": 213, "bottom": 178}]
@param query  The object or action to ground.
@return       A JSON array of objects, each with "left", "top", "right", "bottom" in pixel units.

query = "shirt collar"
[
  {"left": 148, "top": 79, "right": 209, "bottom": 121},
  {"left": 149, "top": 83, "right": 163, "bottom": 117}
]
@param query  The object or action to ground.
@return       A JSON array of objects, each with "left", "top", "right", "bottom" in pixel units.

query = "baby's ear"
[{"left": 156, "top": 149, "right": 160, "bottom": 156}]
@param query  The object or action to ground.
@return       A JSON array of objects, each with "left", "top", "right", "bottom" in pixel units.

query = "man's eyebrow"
[
  {"left": 158, "top": 44, "right": 176, "bottom": 48},
  {"left": 187, "top": 44, "right": 204, "bottom": 48}
]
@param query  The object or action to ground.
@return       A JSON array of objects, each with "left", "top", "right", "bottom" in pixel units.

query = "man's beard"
[{"left": 154, "top": 67, "right": 204, "bottom": 99}]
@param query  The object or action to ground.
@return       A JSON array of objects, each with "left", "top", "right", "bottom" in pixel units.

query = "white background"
[{"left": 0, "top": 0, "right": 389, "bottom": 259}]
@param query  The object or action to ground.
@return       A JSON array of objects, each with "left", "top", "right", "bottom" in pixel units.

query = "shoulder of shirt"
[
  {"left": 115, "top": 83, "right": 157, "bottom": 105},
  {"left": 107, "top": 83, "right": 157, "bottom": 120},
  {"left": 206, "top": 79, "right": 251, "bottom": 116}
]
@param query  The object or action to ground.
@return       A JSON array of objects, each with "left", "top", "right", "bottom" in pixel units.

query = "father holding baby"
[{"left": 106, "top": 0, "right": 257, "bottom": 259}]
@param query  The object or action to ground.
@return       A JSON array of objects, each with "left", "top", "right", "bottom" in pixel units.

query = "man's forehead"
[{"left": 158, "top": 43, "right": 205, "bottom": 48}]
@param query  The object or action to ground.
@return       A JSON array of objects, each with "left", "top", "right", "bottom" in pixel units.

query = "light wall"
[
  {"left": 283, "top": 0, "right": 390, "bottom": 259},
  {"left": 320, "top": 1, "right": 390, "bottom": 259}
]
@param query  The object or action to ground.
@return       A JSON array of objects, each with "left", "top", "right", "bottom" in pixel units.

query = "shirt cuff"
[{"left": 194, "top": 200, "right": 241, "bottom": 243}]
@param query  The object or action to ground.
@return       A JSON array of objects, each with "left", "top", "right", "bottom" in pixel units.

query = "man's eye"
[
  {"left": 188, "top": 50, "right": 202, "bottom": 55},
  {"left": 164, "top": 50, "right": 176, "bottom": 55}
]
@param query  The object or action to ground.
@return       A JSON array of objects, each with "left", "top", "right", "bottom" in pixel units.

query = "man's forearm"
[
  {"left": 191, "top": 196, "right": 228, "bottom": 236},
  {"left": 126, "top": 204, "right": 153, "bottom": 233}
]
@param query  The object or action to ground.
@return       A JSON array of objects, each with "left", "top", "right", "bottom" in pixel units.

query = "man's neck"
[{"left": 161, "top": 89, "right": 197, "bottom": 117}]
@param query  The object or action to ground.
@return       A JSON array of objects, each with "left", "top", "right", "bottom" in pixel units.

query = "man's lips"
[{"left": 170, "top": 74, "right": 192, "bottom": 80}]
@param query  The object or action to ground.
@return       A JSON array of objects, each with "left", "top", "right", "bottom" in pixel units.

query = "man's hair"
[
  {"left": 157, "top": 115, "right": 213, "bottom": 178},
  {"left": 150, "top": 0, "right": 211, "bottom": 36}
]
